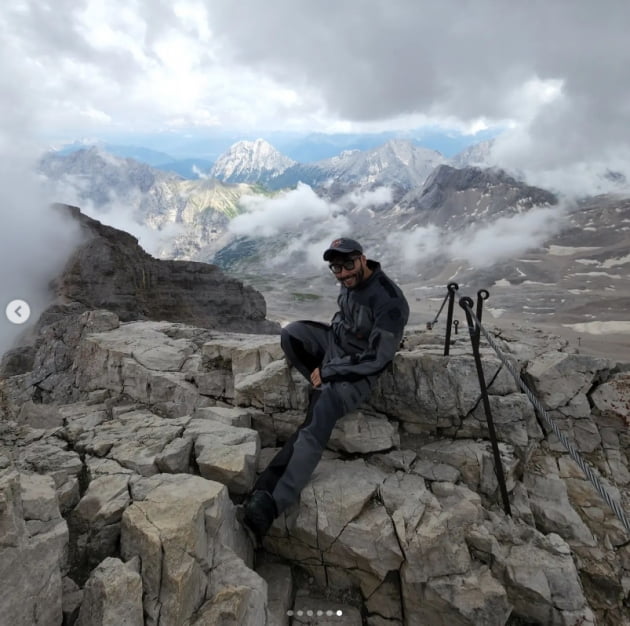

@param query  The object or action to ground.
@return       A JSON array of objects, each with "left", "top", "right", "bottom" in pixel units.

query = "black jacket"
[{"left": 320, "top": 260, "right": 409, "bottom": 382}]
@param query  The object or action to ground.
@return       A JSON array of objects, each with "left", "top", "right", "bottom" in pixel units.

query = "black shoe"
[{"left": 239, "top": 490, "right": 277, "bottom": 545}]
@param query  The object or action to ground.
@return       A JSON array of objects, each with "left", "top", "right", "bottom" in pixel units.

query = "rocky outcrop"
[
  {"left": 51, "top": 204, "right": 279, "bottom": 334},
  {"left": 1, "top": 309, "right": 630, "bottom": 624}
]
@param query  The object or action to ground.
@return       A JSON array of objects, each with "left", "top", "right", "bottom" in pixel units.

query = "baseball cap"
[{"left": 323, "top": 237, "right": 363, "bottom": 261}]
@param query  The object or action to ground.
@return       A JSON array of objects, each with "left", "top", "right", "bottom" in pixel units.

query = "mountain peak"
[{"left": 210, "top": 139, "right": 296, "bottom": 184}]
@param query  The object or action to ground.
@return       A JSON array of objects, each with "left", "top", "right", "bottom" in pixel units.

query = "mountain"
[
  {"left": 153, "top": 158, "right": 214, "bottom": 179},
  {"left": 55, "top": 142, "right": 175, "bottom": 167},
  {"left": 39, "top": 147, "right": 272, "bottom": 259},
  {"left": 209, "top": 138, "right": 296, "bottom": 184},
  {"left": 451, "top": 138, "right": 495, "bottom": 168},
  {"left": 393, "top": 164, "right": 557, "bottom": 230},
  {"left": 268, "top": 139, "right": 445, "bottom": 190}
]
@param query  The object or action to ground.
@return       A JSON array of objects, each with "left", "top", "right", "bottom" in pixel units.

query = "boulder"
[
  {"left": 0, "top": 470, "right": 68, "bottom": 626},
  {"left": 75, "top": 557, "right": 143, "bottom": 626},
  {"left": 121, "top": 474, "right": 252, "bottom": 626}
]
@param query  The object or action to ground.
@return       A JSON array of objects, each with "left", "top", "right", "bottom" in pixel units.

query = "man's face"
[{"left": 328, "top": 254, "right": 368, "bottom": 289}]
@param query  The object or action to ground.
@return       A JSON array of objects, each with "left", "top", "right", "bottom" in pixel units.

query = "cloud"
[
  {"left": 341, "top": 187, "right": 393, "bottom": 210},
  {"left": 3, "top": 0, "right": 629, "bottom": 191},
  {"left": 229, "top": 182, "right": 340, "bottom": 237},
  {"left": 388, "top": 205, "right": 566, "bottom": 270},
  {"left": 0, "top": 156, "right": 84, "bottom": 356},
  {"left": 205, "top": 0, "right": 630, "bottom": 178},
  {"left": 449, "top": 206, "right": 566, "bottom": 268}
]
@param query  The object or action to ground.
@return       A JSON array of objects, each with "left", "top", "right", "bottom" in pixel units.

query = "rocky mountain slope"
[
  {"left": 0, "top": 204, "right": 278, "bottom": 382},
  {"left": 209, "top": 138, "right": 296, "bottom": 184},
  {"left": 39, "top": 147, "right": 271, "bottom": 258},
  {"left": 1, "top": 299, "right": 629, "bottom": 624},
  {"left": 266, "top": 139, "right": 445, "bottom": 191}
]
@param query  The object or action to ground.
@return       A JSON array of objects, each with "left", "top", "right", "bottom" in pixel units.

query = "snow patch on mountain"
[{"left": 210, "top": 138, "right": 296, "bottom": 184}]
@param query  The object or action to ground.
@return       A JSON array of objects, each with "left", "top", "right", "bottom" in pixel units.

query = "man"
[{"left": 240, "top": 237, "right": 409, "bottom": 544}]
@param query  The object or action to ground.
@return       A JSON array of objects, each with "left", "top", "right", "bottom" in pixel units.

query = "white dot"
[
  {"left": 317, "top": 610, "right": 323, "bottom": 616},
  {"left": 326, "top": 610, "right": 334, "bottom": 616},
  {"left": 286, "top": 610, "right": 294, "bottom": 616},
  {"left": 307, "top": 610, "right": 313, "bottom": 616},
  {"left": 337, "top": 610, "right": 343, "bottom": 616},
  {"left": 297, "top": 610, "right": 303, "bottom": 616}
]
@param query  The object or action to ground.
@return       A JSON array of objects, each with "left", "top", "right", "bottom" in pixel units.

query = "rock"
[
  {"left": 369, "top": 350, "right": 518, "bottom": 432},
  {"left": 188, "top": 418, "right": 260, "bottom": 494},
  {"left": 500, "top": 536, "right": 595, "bottom": 624},
  {"left": 416, "top": 439, "right": 519, "bottom": 496},
  {"left": 525, "top": 352, "right": 611, "bottom": 410},
  {"left": 3, "top": 312, "right": 630, "bottom": 624},
  {"left": 55, "top": 204, "right": 280, "bottom": 334},
  {"left": 74, "top": 323, "right": 205, "bottom": 418},
  {"left": 524, "top": 455, "right": 597, "bottom": 547},
  {"left": 14, "top": 435, "right": 83, "bottom": 514},
  {"left": 256, "top": 562, "right": 293, "bottom": 626},
  {"left": 121, "top": 474, "right": 251, "bottom": 625},
  {"left": 75, "top": 557, "right": 143, "bottom": 626},
  {"left": 70, "top": 409, "right": 190, "bottom": 476},
  {"left": 328, "top": 410, "right": 399, "bottom": 454},
  {"left": 0, "top": 469, "right": 68, "bottom": 626},
  {"left": 62, "top": 575, "right": 84, "bottom": 624},
  {"left": 418, "top": 565, "right": 511, "bottom": 626},
  {"left": 198, "top": 548, "right": 267, "bottom": 626},
  {"left": 591, "top": 371, "right": 630, "bottom": 423},
  {"left": 0, "top": 345, "right": 36, "bottom": 377},
  {"left": 72, "top": 474, "right": 131, "bottom": 575}
]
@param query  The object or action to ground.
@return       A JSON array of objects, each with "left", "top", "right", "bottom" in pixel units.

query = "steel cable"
[{"left": 461, "top": 301, "right": 630, "bottom": 534}]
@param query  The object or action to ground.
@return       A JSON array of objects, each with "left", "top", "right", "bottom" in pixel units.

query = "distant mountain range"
[
  {"left": 38, "top": 139, "right": 630, "bottom": 339},
  {"left": 53, "top": 134, "right": 495, "bottom": 182}
]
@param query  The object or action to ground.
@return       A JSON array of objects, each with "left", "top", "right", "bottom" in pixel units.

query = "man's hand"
[{"left": 310, "top": 368, "right": 322, "bottom": 388}]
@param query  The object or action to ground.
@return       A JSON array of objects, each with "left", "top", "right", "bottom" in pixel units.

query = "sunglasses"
[{"left": 329, "top": 256, "right": 359, "bottom": 274}]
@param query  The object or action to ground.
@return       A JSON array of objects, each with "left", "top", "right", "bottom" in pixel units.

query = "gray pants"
[{"left": 253, "top": 321, "right": 374, "bottom": 514}]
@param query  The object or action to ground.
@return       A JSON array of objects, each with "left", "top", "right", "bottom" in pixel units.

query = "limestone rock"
[
  {"left": 328, "top": 410, "right": 399, "bottom": 454},
  {"left": 187, "top": 418, "right": 260, "bottom": 494},
  {"left": 69, "top": 408, "right": 190, "bottom": 476},
  {"left": 0, "top": 469, "right": 68, "bottom": 626},
  {"left": 591, "top": 371, "right": 630, "bottom": 422},
  {"left": 76, "top": 557, "right": 143, "bottom": 626},
  {"left": 526, "top": 351, "right": 611, "bottom": 410},
  {"left": 72, "top": 473, "right": 131, "bottom": 573},
  {"left": 121, "top": 474, "right": 251, "bottom": 626},
  {"left": 55, "top": 204, "right": 279, "bottom": 333},
  {"left": 257, "top": 562, "right": 293, "bottom": 626}
]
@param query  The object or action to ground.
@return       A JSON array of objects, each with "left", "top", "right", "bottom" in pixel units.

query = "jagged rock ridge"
[
  {"left": 1, "top": 302, "right": 630, "bottom": 624},
  {"left": 48, "top": 204, "right": 278, "bottom": 336},
  {"left": 267, "top": 139, "right": 445, "bottom": 191}
]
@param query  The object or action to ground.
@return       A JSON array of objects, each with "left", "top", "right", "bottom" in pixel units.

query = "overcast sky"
[{"left": 1, "top": 0, "right": 628, "bottom": 170}]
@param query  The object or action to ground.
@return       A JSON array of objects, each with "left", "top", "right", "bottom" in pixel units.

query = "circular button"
[{"left": 6, "top": 299, "right": 31, "bottom": 324}]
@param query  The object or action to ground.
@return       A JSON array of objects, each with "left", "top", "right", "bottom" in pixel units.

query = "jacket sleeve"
[{"left": 319, "top": 297, "right": 407, "bottom": 382}]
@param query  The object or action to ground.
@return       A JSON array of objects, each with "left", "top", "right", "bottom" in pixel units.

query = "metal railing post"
[
  {"left": 460, "top": 296, "right": 512, "bottom": 516},
  {"left": 443, "top": 282, "right": 459, "bottom": 356}
]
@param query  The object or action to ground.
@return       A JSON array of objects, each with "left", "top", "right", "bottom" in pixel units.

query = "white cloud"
[
  {"left": 448, "top": 206, "right": 566, "bottom": 268},
  {"left": 229, "top": 182, "right": 340, "bottom": 237},
  {"left": 389, "top": 205, "right": 566, "bottom": 270},
  {"left": 342, "top": 187, "right": 393, "bottom": 210}
]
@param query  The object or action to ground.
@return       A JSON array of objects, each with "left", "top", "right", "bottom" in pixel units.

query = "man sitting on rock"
[{"left": 240, "top": 237, "right": 409, "bottom": 544}]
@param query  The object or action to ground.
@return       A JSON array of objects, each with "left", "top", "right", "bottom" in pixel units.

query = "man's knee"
[{"left": 306, "top": 388, "right": 346, "bottom": 448}]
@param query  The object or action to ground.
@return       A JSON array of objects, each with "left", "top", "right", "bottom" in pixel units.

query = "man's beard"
[{"left": 338, "top": 266, "right": 364, "bottom": 288}]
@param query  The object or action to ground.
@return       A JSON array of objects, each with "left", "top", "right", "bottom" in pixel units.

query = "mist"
[
  {"left": 0, "top": 154, "right": 84, "bottom": 357},
  {"left": 387, "top": 205, "right": 566, "bottom": 271}
]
